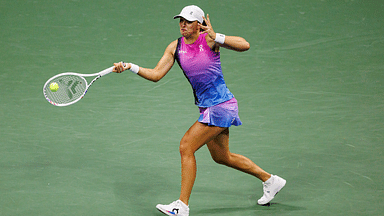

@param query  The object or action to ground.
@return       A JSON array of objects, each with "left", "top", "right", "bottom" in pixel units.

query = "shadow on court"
[{"left": 194, "top": 203, "right": 306, "bottom": 215}]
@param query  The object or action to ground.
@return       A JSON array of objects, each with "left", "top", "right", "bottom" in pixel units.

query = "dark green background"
[{"left": 1, "top": 0, "right": 383, "bottom": 215}]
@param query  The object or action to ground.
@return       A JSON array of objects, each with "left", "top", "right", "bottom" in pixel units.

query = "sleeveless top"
[{"left": 174, "top": 33, "right": 234, "bottom": 108}]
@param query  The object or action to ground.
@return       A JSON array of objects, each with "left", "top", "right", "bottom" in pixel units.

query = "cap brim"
[{"left": 173, "top": 14, "right": 200, "bottom": 23}]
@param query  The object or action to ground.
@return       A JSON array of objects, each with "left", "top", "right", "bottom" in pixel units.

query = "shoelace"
[
  {"left": 171, "top": 201, "right": 179, "bottom": 206},
  {"left": 262, "top": 181, "right": 272, "bottom": 193}
]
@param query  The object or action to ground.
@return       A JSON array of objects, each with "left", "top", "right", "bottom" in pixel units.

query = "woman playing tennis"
[{"left": 113, "top": 5, "right": 286, "bottom": 216}]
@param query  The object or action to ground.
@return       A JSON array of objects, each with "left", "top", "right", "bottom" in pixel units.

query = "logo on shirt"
[{"left": 178, "top": 45, "right": 204, "bottom": 54}]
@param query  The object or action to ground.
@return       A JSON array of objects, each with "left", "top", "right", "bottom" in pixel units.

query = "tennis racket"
[{"left": 43, "top": 66, "right": 115, "bottom": 106}]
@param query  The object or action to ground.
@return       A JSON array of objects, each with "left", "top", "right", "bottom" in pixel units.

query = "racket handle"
[{"left": 99, "top": 66, "right": 115, "bottom": 77}]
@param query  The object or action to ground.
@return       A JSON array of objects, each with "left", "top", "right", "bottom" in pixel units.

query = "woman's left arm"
[
  {"left": 200, "top": 15, "right": 250, "bottom": 52},
  {"left": 218, "top": 35, "right": 250, "bottom": 52}
]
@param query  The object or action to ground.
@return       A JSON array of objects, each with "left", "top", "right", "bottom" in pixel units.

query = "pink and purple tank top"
[{"left": 175, "top": 33, "right": 234, "bottom": 108}]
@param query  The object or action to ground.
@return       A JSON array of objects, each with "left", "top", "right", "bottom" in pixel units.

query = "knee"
[
  {"left": 212, "top": 154, "right": 231, "bottom": 166},
  {"left": 179, "top": 138, "right": 193, "bottom": 157}
]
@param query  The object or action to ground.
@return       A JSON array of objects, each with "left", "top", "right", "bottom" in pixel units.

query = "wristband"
[
  {"left": 214, "top": 33, "right": 225, "bottom": 44},
  {"left": 129, "top": 63, "right": 139, "bottom": 74}
]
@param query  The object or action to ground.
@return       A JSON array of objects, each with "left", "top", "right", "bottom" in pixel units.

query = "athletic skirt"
[{"left": 198, "top": 98, "right": 242, "bottom": 128}]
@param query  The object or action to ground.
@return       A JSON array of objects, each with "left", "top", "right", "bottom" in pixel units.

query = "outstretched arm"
[
  {"left": 200, "top": 14, "right": 250, "bottom": 52},
  {"left": 113, "top": 40, "right": 178, "bottom": 82}
]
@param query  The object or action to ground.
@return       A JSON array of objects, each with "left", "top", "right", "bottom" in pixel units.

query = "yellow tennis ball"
[{"left": 49, "top": 82, "right": 59, "bottom": 92}]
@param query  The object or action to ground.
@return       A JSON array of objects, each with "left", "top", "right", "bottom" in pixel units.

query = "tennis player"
[{"left": 113, "top": 5, "right": 286, "bottom": 216}]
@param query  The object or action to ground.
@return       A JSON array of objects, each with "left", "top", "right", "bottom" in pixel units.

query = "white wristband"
[
  {"left": 129, "top": 63, "right": 139, "bottom": 74},
  {"left": 214, "top": 33, "right": 225, "bottom": 44}
]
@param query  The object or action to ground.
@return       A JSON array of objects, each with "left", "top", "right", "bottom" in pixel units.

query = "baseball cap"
[{"left": 173, "top": 5, "right": 205, "bottom": 24}]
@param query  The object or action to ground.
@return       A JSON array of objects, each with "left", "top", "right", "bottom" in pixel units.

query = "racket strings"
[{"left": 44, "top": 75, "right": 87, "bottom": 105}]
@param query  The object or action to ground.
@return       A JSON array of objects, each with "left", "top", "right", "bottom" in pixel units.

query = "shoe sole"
[
  {"left": 156, "top": 207, "right": 174, "bottom": 216},
  {"left": 157, "top": 209, "right": 171, "bottom": 216},
  {"left": 157, "top": 209, "right": 175, "bottom": 216}
]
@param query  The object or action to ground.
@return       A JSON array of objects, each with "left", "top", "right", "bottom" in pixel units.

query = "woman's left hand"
[{"left": 199, "top": 14, "right": 216, "bottom": 40}]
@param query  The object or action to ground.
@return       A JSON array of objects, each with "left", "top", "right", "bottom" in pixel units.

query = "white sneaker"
[
  {"left": 156, "top": 200, "right": 189, "bottom": 216},
  {"left": 257, "top": 175, "right": 286, "bottom": 205}
]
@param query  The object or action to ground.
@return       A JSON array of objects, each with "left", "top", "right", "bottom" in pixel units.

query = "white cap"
[{"left": 173, "top": 5, "right": 205, "bottom": 24}]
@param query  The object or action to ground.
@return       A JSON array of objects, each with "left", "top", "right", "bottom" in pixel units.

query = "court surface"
[{"left": 1, "top": 0, "right": 383, "bottom": 215}]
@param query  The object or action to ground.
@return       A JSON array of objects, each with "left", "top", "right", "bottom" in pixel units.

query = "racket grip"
[{"left": 99, "top": 66, "right": 115, "bottom": 77}]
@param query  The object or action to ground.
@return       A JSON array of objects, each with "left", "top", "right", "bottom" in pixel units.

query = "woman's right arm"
[{"left": 113, "top": 40, "right": 178, "bottom": 82}]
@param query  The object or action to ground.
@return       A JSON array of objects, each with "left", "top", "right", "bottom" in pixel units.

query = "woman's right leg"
[{"left": 178, "top": 121, "right": 227, "bottom": 205}]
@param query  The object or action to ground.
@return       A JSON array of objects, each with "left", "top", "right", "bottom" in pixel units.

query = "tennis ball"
[{"left": 49, "top": 82, "right": 59, "bottom": 92}]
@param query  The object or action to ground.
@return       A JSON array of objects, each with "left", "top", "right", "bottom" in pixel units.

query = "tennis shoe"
[
  {"left": 257, "top": 175, "right": 286, "bottom": 205},
  {"left": 156, "top": 200, "right": 189, "bottom": 216}
]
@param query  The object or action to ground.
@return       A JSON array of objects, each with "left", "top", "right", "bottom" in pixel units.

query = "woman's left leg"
[
  {"left": 206, "top": 128, "right": 271, "bottom": 182},
  {"left": 206, "top": 129, "right": 286, "bottom": 206}
]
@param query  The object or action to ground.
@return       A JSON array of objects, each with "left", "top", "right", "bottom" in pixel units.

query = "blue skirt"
[{"left": 198, "top": 98, "right": 242, "bottom": 128}]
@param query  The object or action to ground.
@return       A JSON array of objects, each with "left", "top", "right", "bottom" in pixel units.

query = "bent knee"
[
  {"left": 179, "top": 140, "right": 195, "bottom": 157},
  {"left": 212, "top": 154, "right": 231, "bottom": 165}
]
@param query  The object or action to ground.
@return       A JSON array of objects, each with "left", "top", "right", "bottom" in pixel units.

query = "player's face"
[{"left": 179, "top": 18, "right": 199, "bottom": 37}]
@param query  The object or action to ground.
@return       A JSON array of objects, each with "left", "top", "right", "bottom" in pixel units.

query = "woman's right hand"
[{"left": 113, "top": 62, "right": 130, "bottom": 73}]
